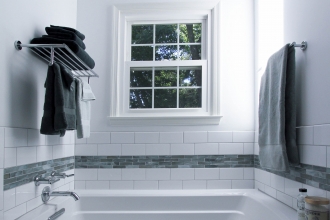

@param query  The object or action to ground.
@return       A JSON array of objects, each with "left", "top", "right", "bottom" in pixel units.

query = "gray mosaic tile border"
[
  {"left": 254, "top": 155, "right": 330, "bottom": 191},
  {"left": 4, "top": 156, "right": 75, "bottom": 191},
  {"left": 75, "top": 155, "right": 255, "bottom": 169}
]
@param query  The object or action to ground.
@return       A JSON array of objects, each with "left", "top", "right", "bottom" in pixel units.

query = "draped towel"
[{"left": 258, "top": 44, "right": 300, "bottom": 172}]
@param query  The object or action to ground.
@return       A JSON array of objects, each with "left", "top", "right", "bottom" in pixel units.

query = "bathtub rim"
[{"left": 17, "top": 189, "right": 296, "bottom": 220}]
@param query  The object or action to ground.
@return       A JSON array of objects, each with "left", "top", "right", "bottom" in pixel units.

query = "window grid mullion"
[
  {"left": 153, "top": 24, "right": 156, "bottom": 61},
  {"left": 177, "top": 23, "right": 180, "bottom": 62},
  {"left": 152, "top": 66, "right": 155, "bottom": 109},
  {"left": 177, "top": 66, "right": 179, "bottom": 108}
]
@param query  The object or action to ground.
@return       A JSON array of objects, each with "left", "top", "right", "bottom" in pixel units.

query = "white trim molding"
[{"left": 109, "top": 1, "right": 221, "bottom": 126}]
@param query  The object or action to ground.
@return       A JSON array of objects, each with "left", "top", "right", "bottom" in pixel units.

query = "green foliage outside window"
[{"left": 130, "top": 23, "right": 202, "bottom": 109}]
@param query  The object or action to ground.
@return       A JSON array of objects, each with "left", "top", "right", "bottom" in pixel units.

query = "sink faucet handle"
[{"left": 51, "top": 171, "right": 74, "bottom": 179}]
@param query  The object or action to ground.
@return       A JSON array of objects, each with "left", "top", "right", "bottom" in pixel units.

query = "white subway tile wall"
[
  {"left": 256, "top": 168, "right": 329, "bottom": 211},
  {"left": 145, "top": 144, "right": 170, "bottom": 155},
  {"left": 98, "top": 144, "right": 121, "bottom": 156},
  {"left": 122, "top": 144, "right": 145, "bottom": 155},
  {"left": 296, "top": 126, "right": 314, "bottom": 145},
  {"left": 87, "top": 132, "right": 111, "bottom": 144},
  {"left": 75, "top": 144, "right": 98, "bottom": 156},
  {"left": 206, "top": 180, "right": 232, "bottom": 189},
  {"left": 0, "top": 128, "right": 4, "bottom": 169},
  {"left": 243, "top": 143, "right": 254, "bottom": 154},
  {"left": 183, "top": 180, "right": 206, "bottom": 189},
  {"left": 208, "top": 131, "right": 233, "bottom": 143},
  {"left": 1, "top": 127, "right": 75, "bottom": 220},
  {"left": 16, "top": 147, "right": 37, "bottom": 166},
  {"left": 75, "top": 168, "right": 254, "bottom": 190},
  {"left": 159, "top": 132, "right": 183, "bottom": 144},
  {"left": 0, "top": 169, "right": 3, "bottom": 211},
  {"left": 170, "top": 144, "right": 194, "bottom": 155},
  {"left": 3, "top": 169, "right": 74, "bottom": 220},
  {"left": 195, "top": 143, "right": 218, "bottom": 155},
  {"left": 313, "top": 125, "right": 330, "bottom": 146},
  {"left": 327, "top": 146, "right": 330, "bottom": 168},
  {"left": 111, "top": 132, "right": 135, "bottom": 144},
  {"left": 73, "top": 131, "right": 256, "bottom": 191},
  {"left": 184, "top": 131, "right": 207, "bottom": 143},
  {"left": 219, "top": 143, "right": 244, "bottom": 154},
  {"left": 232, "top": 131, "right": 255, "bottom": 142},
  {"left": 135, "top": 132, "right": 159, "bottom": 144},
  {"left": 4, "top": 148, "right": 16, "bottom": 168},
  {"left": 299, "top": 145, "right": 327, "bottom": 167}
]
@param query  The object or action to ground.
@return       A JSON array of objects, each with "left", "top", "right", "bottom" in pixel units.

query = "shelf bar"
[{"left": 14, "top": 41, "right": 98, "bottom": 78}]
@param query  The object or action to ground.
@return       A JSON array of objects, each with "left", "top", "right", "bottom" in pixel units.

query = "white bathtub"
[{"left": 19, "top": 189, "right": 296, "bottom": 220}]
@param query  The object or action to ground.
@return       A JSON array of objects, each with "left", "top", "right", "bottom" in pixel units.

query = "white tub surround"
[{"left": 18, "top": 189, "right": 296, "bottom": 220}]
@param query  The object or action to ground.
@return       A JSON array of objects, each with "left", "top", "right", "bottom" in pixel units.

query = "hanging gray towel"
[
  {"left": 40, "top": 64, "right": 60, "bottom": 135},
  {"left": 258, "top": 44, "right": 299, "bottom": 172},
  {"left": 54, "top": 63, "right": 76, "bottom": 137},
  {"left": 75, "top": 78, "right": 95, "bottom": 139}
]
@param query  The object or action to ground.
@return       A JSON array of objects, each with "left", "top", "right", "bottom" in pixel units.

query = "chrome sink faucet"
[
  {"left": 51, "top": 171, "right": 74, "bottom": 179},
  {"left": 41, "top": 186, "right": 80, "bottom": 203}
]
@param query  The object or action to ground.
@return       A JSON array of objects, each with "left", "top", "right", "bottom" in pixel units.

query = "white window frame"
[{"left": 108, "top": 2, "right": 221, "bottom": 126}]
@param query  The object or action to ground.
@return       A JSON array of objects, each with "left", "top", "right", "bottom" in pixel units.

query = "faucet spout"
[
  {"left": 41, "top": 186, "right": 80, "bottom": 203},
  {"left": 50, "top": 191, "right": 80, "bottom": 201}
]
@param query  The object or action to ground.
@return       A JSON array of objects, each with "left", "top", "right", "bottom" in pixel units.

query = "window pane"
[
  {"left": 179, "top": 67, "right": 202, "bottom": 86},
  {"left": 132, "top": 25, "right": 153, "bottom": 44},
  {"left": 179, "top": 45, "right": 201, "bottom": 60},
  {"left": 131, "top": 46, "right": 153, "bottom": 61},
  {"left": 155, "top": 89, "right": 177, "bottom": 108},
  {"left": 156, "top": 24, "right": 178, "bottom": 43},
  {"left": 155, "top": 45, "right": 178, "bottom": 61},
  {"left": 155, "top": 68, "right": 177, "bottom": 87},
  {"left": 130, "top": 68, "right": 152, "bottom": 87},
  {"left": 179, "top": 88, "right": 201, "bottom": 108},
  {"left": 179, "top": 23, "right": 202, "bottom": 43},
  {"left": 130, "top": 89, "right": 152, "bottom": 108}
]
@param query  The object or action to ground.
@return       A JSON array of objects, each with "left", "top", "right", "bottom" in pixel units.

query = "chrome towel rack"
[
  {"left": 290, "top": 41, "right": 307, "bottom": 51},
  {"left": 14, "top": 41, "right": 98, "bottom": 80}
]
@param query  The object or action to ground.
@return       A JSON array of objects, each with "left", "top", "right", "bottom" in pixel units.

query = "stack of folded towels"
[{"left": 30, "top": 25, "right": 95, "bottom": 70}]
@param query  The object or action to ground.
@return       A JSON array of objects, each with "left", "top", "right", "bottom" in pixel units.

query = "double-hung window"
[{"left": 109, "top": 4, "right": 221, "bottom": 125}]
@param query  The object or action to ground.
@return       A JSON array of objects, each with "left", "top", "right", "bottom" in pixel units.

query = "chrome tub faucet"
[{"left": 41, "top": 186, "right": 80, "bottom": 203}]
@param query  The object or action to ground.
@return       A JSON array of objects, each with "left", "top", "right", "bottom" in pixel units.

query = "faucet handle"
[
  {"left": 34, "top": 175, "right": 60, "bottom": 186},
  {"left": 51, "top": 171, "right": 74, "bottom": 179}
]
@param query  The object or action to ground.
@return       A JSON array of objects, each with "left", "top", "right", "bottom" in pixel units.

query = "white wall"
[
  {"left": 0, "top": 0, "right": 78, "bottom": 129},
  {"left": 0, "top": 1, "right": 77, "bottom": 219},
  {"left": 76, "top": 0, "right": 255, "bottom": 132}
]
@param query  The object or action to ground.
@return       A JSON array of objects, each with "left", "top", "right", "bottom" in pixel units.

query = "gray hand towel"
[
  {"left": 54, "top": 63, "right": 76, "bottom": 137},
  {"left": 75, "top": 79, "right": 95, "bottom": 139},
  {"left": 258, "top": 44, "right": 299, "bottom": 172},
  {"left": 40, "top": 64, "right": 60, "bottom": 135}
]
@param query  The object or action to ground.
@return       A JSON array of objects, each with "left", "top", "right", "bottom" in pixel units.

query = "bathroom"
[{"left": 0, "top": 0, "right": 329, "bottom": 219}]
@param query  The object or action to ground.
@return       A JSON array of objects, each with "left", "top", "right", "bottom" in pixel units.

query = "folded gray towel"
[{"left": 258, "top": 44, "right": 299, "bottom": 172}]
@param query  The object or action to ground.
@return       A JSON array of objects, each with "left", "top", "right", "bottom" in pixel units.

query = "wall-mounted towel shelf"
[
  {"left": 290, "top": 41, "right": 307, "bottom": 51},
  {"left": 14, "top": 41, "right": 98, "bottom": 79}
]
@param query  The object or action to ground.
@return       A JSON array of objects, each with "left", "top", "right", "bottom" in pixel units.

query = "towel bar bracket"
[
  {"left": 290, "top": 41, "right": 307, "bottom": 51},
  {"left": 14, "top": 41, "right": 22, "bottom": 50}
]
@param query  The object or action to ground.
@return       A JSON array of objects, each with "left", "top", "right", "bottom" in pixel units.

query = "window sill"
[{"left": 107, "top": 116, "right": 222, "bottom": 126}]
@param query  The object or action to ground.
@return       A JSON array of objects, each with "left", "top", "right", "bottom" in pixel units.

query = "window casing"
[{"left": 109, "top": 4, "right": 221, "bottom": 125}]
